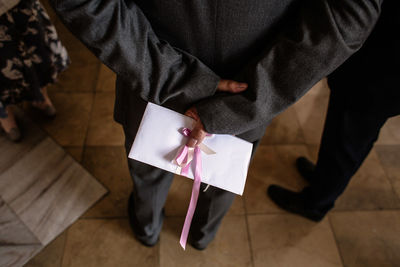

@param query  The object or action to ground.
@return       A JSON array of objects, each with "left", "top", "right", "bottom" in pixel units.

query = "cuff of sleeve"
[
  {"left": 193, "top": 72, "right": 220, "bottom": 101},
  {"left": 196, "top": 97, "right": 236, "bottom": 135}
]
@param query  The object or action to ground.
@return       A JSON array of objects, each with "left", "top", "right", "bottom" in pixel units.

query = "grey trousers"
[{"left": 124, "top": 122, "right": 259, "bottom": 248}]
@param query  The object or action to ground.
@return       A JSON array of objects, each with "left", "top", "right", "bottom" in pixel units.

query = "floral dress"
[{"left": 0, "top": 0, "right": 69, "bottom": 118}]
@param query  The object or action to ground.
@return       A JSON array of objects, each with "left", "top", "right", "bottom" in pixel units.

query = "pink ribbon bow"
[{"left": 174, "top": 127, "right": 208, "bottom": 250}]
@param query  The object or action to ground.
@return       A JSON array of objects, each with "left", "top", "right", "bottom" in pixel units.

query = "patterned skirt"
[{"left": 0, "top": 0, "right": 70, "bottom": 118}]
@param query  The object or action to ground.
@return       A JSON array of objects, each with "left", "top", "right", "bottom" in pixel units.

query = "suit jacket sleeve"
[
  {"left": 196, "top": 0, "right": 383, "bottom": 135},
  {"left": 49, "top": 0, "right": 220, "bottom": 106}
]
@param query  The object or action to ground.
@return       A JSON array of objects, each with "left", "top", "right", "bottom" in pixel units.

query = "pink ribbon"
[{"left": 175, "top": 128, "right": 204, "bottom": 250}]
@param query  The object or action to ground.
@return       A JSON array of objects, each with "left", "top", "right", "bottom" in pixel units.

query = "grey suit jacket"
[{"left": 50, "top": 0, "right": 383, "bottom": 142}]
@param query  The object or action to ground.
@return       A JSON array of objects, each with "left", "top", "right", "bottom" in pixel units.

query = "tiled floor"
[
  {"left": 0, "top": 109, "right": 106, "bottom": 267},
  {"left": 24, "top": 2, "right": 400, "bottom": 266}
]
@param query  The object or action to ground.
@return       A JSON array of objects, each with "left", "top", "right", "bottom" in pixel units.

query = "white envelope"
[{"left": 128, "top": 103, "right": 253, "bottom": 195}]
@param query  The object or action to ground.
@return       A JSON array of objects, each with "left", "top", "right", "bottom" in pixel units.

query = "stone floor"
[{"left": 24, "top": 2, "right": 400, "bottom": 267}]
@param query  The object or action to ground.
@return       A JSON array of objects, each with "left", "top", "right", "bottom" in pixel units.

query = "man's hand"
[
  {"left": 184, "top": 79, "right": 247, "bottom": 147},
  {"left": 217, "top": 79, "right": 248, "bottom": 93},
  {"left": 185, "top": 107, "right": 206, "bottom": 147}
]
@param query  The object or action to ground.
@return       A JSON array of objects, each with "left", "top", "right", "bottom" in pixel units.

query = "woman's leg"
[
  {"left": 32, "top": 87, "right": 56, "bottom": 117},
  {"left": 0, "top": 106, "right": 21, "bottom": 141}
]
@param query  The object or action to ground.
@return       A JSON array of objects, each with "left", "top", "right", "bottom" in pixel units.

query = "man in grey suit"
[{"left": 50, "top": 0, "right": 383, "bottom": 249}]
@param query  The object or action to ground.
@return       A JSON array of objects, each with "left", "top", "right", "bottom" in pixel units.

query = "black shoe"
[
  {"left": 189, "top": 239, "right": 208, "bottom": 251},
  {"left": 267, "top": 185, "right": 325, "bottom": 222},
  {"left": 128, "top": 193, "right": 159, "bottom": 247},
  {"left": 296, "top": 157, "right": 316, "bottom": 183}
]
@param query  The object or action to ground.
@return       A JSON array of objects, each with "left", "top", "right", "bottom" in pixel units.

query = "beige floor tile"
[
  {"left": 1, "top": 113, "right": 106, "bottom": 245},
  {"left": 62, "top": 219, "right": 158, "bottom": 267},
  {"left": 96, "top": 64, "right": 116, "bottom": 92},
  {"left": 248, "top": 214, "right": 342, "bottom": 267},
  {"left": 63, "top": 146, "right": 83, "bottom": 162},
  {"left": 375, "top": 145, "right": 400, "bottom": 200},
  {"left": 68, "top": 48, "right": 99, "bottom": 68},
  {"left": 0, "top": 245, "right": 41, "bottom": 267},
  {"left": 31, "top": 92, "right": 93, "bottom": 146},
  {"left": 244, "top": 145, "right": 309, "bottom": 214},
  {"left": 294, "top": 79, "right": 330, "bottom": 145},
  {"left": 25, "top": 232, "right": 67, "bottom": 267},
  {"left": 306, "top": 144, "right": 320, "bottom": 161},
  {"left": 1, "top": 137, "right": 107, "bottom": 244},
  {"left": 82, "top": 147, "right": 132, "bottom": 218},
  {"left": 165, "top": 175, "right": 245, "bottom": 217},
  {"left": 376, "top": 116, "right": 400, "bottom": 145},
  {"left": 49, "top": 63, "right": 99, "bottom": 93},
  {"left": 0, "top": 197, "right": 40, "bottom": 245},
  {"left": 334, "top": 149, "right": 400, "bottom": 210},
  {"left": 160, "top": 216, "right": 252, "bottom": 267},
  {"left": 330, "top": 210, "right": 400, "bottom": 267},
  {"left": 1, "top": 107, "right": 46, "bottom": 175},
  {"left": 261, "top": 105, "right": 305, "bottom": 145},
  {"left": 86, "top": 92, "right": 124, "bottom": 146}
]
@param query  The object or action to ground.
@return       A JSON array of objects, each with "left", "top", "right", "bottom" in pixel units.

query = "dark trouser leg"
[
  {"left": 124, "top": 127, "right": 174, "bottom": 244},
  {"left": 303, "top": 91, "right": 387, "bottom": 214},
  {"left": 190, "top": 185, "right": 236, "bottom": 248},
  {"left": 190, "top": 140, "right": 261, "bottom": 248}
]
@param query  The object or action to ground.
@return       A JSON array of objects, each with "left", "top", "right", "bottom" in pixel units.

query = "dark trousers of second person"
[{"left": 302, "top": 78, "right": 400, "bottom": 217}]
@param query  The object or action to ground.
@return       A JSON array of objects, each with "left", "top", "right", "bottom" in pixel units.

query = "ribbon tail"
[
  {"left": 180, "top": 146, "right": 202, "bottom": 250},
  {"left": 198, "top": 143, "right": 216, "bottom": 155}
]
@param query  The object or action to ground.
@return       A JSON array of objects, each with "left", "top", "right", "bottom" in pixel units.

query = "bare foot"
[
  {"left": 0, "top": 106, "right": 18, "bottom": 133},
  {"left": 0, "top": 106, "right": 21, "bottom": 141},
  {"left": 32, "top": 87, "right": 57, "bottom": 117},
  {"left": 32, "top": 87, "right": 54, "bottom": 109}
]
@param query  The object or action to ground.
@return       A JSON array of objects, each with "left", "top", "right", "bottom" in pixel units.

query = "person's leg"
[
  {"left": 189, "top": 184, "right": 235, "bottom": 249},
  {"left": 302, "top": 90, "right": 388, "bottom": 214},
  {"left": 32, "top": 87, "right": 57, "bottom": 117},
  {"left": 0, "top": 106, "right": 17, "bottom": 132},
  {"left": 0, "top": 106, "right": 21, "bottom": 141},
  {"left": 124, "top": 127, "right": 175, "bottom": 245},
  {"left": 190, "top": 140, "right": 261, "bottom": 249},
  {"left": 268, "top": 88, "right": 389, "bottom": 221}
]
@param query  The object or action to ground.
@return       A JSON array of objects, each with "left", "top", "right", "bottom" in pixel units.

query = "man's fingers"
[
  {"left": 184, "top": 107, "right": 200, "bottom": 121},
  {"left": 229, "top": 81, "right": 248, "bottom": 93},
  {"left": 217, "top": 79, "right": 248, "bottom": 93},
  {"left": 187, "top": 125, "right": 207, "bottom": 148},
  {"left": 184, "top": 107, "right": 207, "bottom": 148}
]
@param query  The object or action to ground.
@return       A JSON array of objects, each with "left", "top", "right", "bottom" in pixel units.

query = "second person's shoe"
[
  {"left": 296, "top": 157, "right": 316, "bottom": 183},
  {"left": 267, "top": 185, "right": 326, "bottom": 222}
]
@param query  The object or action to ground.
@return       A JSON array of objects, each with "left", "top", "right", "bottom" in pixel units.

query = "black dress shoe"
[
  {"left": 189, "top": 239, "right": 207, "bottom": 251},
  {"left": 296, "top": 157, "right": 316, "bottom": 183},
  {"left": 267, "top": 185, "right": 325, "bottom": 222},
  {"left": 128, "top": 193, "right": 159, "bottom": 247}
]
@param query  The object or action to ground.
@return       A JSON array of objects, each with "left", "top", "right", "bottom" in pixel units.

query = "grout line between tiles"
[
  {"left": 82, "top": 145, "right": 126, "bottom": 149},
  {"left": 327, "top": 215, "right": 345, "bottom": 267},
  {"left": 243, "top": 197, "right": 256, "bottom": 267},
  {"left": 79, "top": 214, "right": 251, "bottom": 220},
  {"left": 330, "top": 208, "right": 400, "bottom": 214},
  {"left": 81, "top": 62, "right": 102, "bottom": 165},
  {"left": 246, "top": 207, "right": 400, "bottom": 217},
  {"left": 59, "top": 229, "right": 69, "bottom": 267},
  {"left": 0, "top": 243, "right": 42, "bottom": 247},
  {"left": 374, "top": 146, "right": 400, "bottom": 205},
  {"left": 79, "top": 216, "right": 129, "bottom": 220}
]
